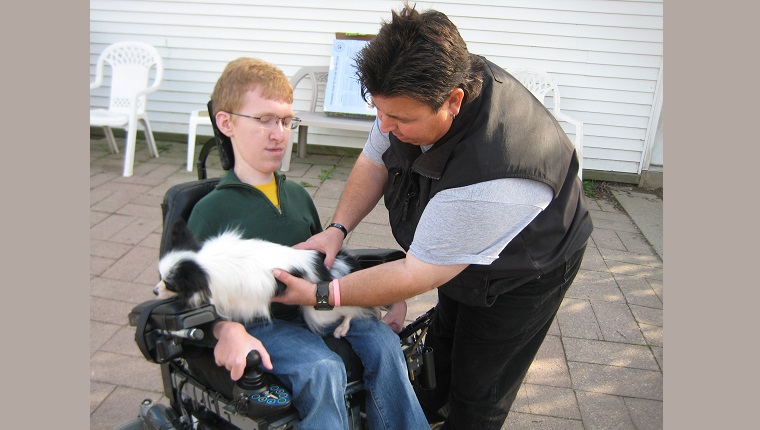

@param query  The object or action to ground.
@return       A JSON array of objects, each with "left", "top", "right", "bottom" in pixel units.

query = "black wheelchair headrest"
[
  {"left": 207, "top": 100, "right": 235, "bottom": 171},
  {"left": 159, "top": 178, "right": 220, "bottom": 258}
]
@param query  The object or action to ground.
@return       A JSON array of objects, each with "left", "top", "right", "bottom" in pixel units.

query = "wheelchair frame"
[{"left": 116, "top": 102, "right": 435, "bottom": 430}]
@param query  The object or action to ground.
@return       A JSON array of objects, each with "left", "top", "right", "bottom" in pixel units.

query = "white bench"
[
  {"left": 289, "top": 66, "right": 375, "bottom": 159},
  {"left": 185, "top": 66, "right": 375, "bottom": 173}
]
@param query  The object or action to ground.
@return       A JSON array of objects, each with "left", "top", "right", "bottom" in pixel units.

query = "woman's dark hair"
[{"left": 355, "top": 3, "right": 483, "bottom": 111}]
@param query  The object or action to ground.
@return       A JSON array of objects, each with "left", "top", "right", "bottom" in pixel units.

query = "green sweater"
[{"left": 187, "top": 170, "right": 322, "bottom": 320}]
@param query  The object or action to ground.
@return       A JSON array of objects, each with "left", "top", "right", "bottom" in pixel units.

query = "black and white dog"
[{"left": 154, "top": 220, "right": 376, "bottom": 338}]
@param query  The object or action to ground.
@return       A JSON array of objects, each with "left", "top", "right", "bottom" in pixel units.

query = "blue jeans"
[{"left": 246, "top": 315, "right": 428, "bottom": 430}]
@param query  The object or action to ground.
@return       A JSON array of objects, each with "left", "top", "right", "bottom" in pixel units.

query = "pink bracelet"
[{"left": 332, "top": 278, "right": 341, "bottom": 307}]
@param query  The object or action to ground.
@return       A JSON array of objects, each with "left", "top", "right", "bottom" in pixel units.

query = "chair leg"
[
  {"left": 103, "top": 126, "right": 119, "bottom": 154},
  {"left": 123, "top": 120, "right": 139, "bottom": 177},
  {"left": 187, "top": 116, "right": 198, "bottom": 172},
  {"left": 281, "top": 139, "right": 294, "bottom": 172},
  {"left": 139, "top": 117, "right": 160, "bottom": 158}
]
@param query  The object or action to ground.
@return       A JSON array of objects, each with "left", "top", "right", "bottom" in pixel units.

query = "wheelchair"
[{"left": 115, "top": 102, "right": 436, "bottom": 430}]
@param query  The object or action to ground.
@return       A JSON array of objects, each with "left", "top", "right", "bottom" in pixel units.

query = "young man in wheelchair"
[{"left": 180, "top": 57, "right": 427, "bottom": 429}]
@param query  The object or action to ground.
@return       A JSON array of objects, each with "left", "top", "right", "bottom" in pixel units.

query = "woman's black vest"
[{"left": 381, "top": 57, "right": 593, "bottom": 306}]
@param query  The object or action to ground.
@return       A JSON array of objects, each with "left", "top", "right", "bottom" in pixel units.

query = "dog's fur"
[{"left": 154, "top": 220, "right": 376, "bottom": 338}]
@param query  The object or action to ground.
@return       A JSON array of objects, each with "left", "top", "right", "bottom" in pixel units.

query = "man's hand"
[{"left": 213, "top": 321, "right": 273, "bottom": 380}]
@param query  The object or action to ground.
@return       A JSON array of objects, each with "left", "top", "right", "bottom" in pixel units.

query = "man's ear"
[{"left": 215, "top": 111, "right": 233, "bottom": 138}]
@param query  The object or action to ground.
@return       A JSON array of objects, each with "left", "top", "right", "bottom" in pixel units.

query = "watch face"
[{"left": 315, "top": 281, "right": 333, "bottom": 310}]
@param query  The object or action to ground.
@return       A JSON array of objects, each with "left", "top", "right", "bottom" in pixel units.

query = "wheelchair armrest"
[
  {"left": 129, "top": 298, "right": 219, "bottom": 363},
  {"left": 346, "top": 248, "right": 405, "bottom": 269}
]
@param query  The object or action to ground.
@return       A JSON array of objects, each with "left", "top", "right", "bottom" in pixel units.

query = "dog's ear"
[{"left": 170, "top": 219, "right": 202, "bottom": 252}]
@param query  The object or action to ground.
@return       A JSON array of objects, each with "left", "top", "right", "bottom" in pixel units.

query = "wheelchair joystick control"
[
  {"left": 232, "top": 350, "right": 293, "bottom": 418},
  {"left": 237, "top": 350, "right": 267, "bottom": 392}
]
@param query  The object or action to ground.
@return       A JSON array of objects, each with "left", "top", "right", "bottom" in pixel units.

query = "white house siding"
[{"left": 90, "top": 0, "right": 663, "bottom": 177}]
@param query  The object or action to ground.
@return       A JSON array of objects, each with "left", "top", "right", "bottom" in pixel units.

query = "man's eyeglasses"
[{"left": 226, "top": 112, "right": 302, "bottom": 130}]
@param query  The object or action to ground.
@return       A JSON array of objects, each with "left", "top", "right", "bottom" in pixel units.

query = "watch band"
[
  {"left": 328, "top": 222, "right": 348, "bottom": 239},
  {"left": 314, "top": 281, "right": 333, "bottom": 310}
]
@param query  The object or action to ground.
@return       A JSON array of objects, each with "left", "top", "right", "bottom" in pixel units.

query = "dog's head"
[{"left": 154, "top": 220, "right": 210, "bottom": 306}]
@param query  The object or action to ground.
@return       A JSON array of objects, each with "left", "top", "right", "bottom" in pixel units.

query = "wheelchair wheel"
[{"left": 112, "top": 417, "right": 145, "bottom": 430}]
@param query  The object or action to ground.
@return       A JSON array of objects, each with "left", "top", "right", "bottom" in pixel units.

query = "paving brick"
[
  {"left": 90, "top": 381, "right": 115, "bottom": 415},
  {"left": 352, "top": 222, "right": 394, "bottom": 237},
  {"left": 576, "top": 391, "right": 635, "bottom": 430},
  {"left": 348, "top": 232, "right": 404, "bottom": 250},
  {"left": 100, "top": 325, "right": 143, "bottom": 357},
  {"left": 91, "top": 213, "right": 136, "bottom": 240},
  {"left": 91, "top": 171, "right": 117, "bottom": 188},
  {"left": 91, "top": 255, "right": 115, "bottom": 277},
  {"left": 604, "top": 260, "right": 663, "bottom": 280},
  {"left": 510, "top": 383, "right": 531, "bottom": 413},
  {"left": 557, "top": 298, "right": 603, "bottom": 340},
  {"left": 647, "top": 278, "right": 663, "bottom": 304},
  {"left": 314, "top": 178, "right": 347, "bottom": 199},
  {"left": 91, "top": 187, "right": 113, "bottom": 207},
  {"left": 591, "top": 300, "right": 646, "bottom": 344},
  {"left": 90, "top": 276, "right": 156, "bottom": 304},
  {"left": 525, "top": 335, "right": 571, "bottom": 388},
  {"left": 615, "top": 274, "right": 663, "bottom": 309},
  {"left": 129, "top": 192, "right": 164, "bottom": 209},
  {"left": 587, "top": 208, "right": 630, "bottom": 223},
  {"left": 639, "top": 323, "right": 662, "bottom": 347},
  {"left": 578, "top": 246, "right": 608, "bottom": 272},
  {"left": 91, "top": 238, "right": 132, "bottom": 259},
  {"left": 90, "top": 385, "right": 164, "bottom": 430},
  {"left": 590, "top": 228, "right": 627, "bottom": 251},
  {"left": 625, "top": 397, "right": 663, "bottom": 430},
  {"left": 523, "top": 384, "right": 581, "bottom": 420},
  {"left": 91, "top": 296, "right": 137, "bottom": 325},
  {"left": 501, "top": 412, "right": 584, "bottom": 430},
  {"left": 91, "top": 320, "right": 121, "bottom": 356},
  {"left": 91, "top": 210, "right": 109, "bottom": 227},
  {"left": 109, "top": 217, "right": 162, "bottom": 245},
  {"left": 630, "top": 304, "right": 662, "bottom": 327},
  {"left": 587, "top": 216, "right": 639, "bottom": 234},
  {"left": 599, "top": 247, "right": 662, "bottom": 268},
  {"left": 116, "top": 202, "right": 162, "bottom": 219},
  {"left": 568, "top": 362, "right": 662, "bottom": 400},
  {"left": 566, "top": 270, "right": 625, "bottom": 303},
  {"left": 616, "top": 230, "right": 656, "bottom": 255},
  {"left": 90, "top": 351, "right": 164, "bottom": 392},
  {"left": 101, "top": 245, "right": 159, "bottom": 282},
  {"left": 138, "top": 232, "right": 162, "bottom": 249},
  {"left": 563, "top": 338, "right": 660, "bottom": 371},
  {"left": 651, "top": 346, "right": 663, "bottom": 370}
]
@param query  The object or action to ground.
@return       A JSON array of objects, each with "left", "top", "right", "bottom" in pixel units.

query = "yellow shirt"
[{"left": 254, "top": 176, "right": 279, "bottom": 208}]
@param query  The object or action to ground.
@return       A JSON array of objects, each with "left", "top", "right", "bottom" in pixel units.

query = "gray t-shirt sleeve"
[
  {"left": 409, "top": 179, "right": 554, "bottom": 266},
  {"left": 362, "top": 118, "right": 390, "bottom": 165}
]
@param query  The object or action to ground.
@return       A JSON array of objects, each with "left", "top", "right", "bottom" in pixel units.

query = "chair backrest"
[
  {"left": 94, "top": 41, "right": 163, "bottom": 115},
  {"left": 509, "top": 68, "right": 561, "bottom": 113},
  {"left": 159, "top": 178, "right": 220, "bottom": 258},
  {"left": 290, "top": 66, "right": 329, "bottom": 113}
]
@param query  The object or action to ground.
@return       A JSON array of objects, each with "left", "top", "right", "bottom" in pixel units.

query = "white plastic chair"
[
  {"left": 186, "top": 109, "right": 211, "bottom": 172},
  {"left": 90, "top": 41, "right": 163, "bottom": 177},
  {"left": 510, "top": 68, "right": 584, "bottom": 179}
]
